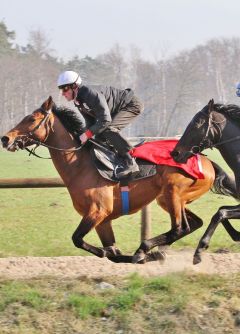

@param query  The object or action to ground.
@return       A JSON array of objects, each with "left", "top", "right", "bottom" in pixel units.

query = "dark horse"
[
  {"left": 171, "top": 99, "right": 240, "bottom": 264},
  {"left": 1, "top": 97, "right": 237, "bottom": 264}
]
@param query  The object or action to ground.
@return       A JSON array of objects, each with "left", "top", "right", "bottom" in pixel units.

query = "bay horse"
[
  {"left": 1, "top": 97, "right": 236, "bottom": 264},
  {"left": 171, "top": 99, "right": 240, "bottom": 264}
]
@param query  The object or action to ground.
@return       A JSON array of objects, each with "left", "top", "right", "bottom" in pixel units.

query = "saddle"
[
  {"left": 89, "top": 138, "right": 204, "bottom": 184},
  {"left": 89, "top": 140, "right": 157, "bottom": 183}
]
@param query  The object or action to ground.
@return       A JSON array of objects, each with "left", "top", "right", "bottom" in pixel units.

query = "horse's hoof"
[
  {"left": 102, "top": 246, "right": 122, "bottom": 257},
  {"left": 132, "top": 250, "right": 146, "bottom": 264},
  {"left": 107, "top": 255, "right": 133, "bottom": 263},
  {"left": 193, "top": 254, "right": 202, "bottom": 265}
]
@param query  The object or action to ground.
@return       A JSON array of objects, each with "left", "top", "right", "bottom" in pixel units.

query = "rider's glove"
[{"left": 79, "top": 130, "right": 93, "bottom": 144}]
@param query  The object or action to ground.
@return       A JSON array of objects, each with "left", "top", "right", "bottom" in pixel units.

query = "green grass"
[
  {"left": 0, "top": 273, "right": 240, "bottom": 333},
  {"left": 0, "top": 146, "right": 239, "bottom": 257},
  {"left": 67, "top": 294, "right": 107, "bottom": 319},
  {"left": 0, "top": 281, "right": 47, "bottom": 312}
]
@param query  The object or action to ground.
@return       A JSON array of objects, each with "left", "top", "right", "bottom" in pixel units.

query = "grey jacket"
[{"left": 74, "top": 84, "right": 134, "bottom": 135}]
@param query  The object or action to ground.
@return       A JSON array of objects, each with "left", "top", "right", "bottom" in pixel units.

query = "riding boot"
[
  {"left": 116, "top": 152, "right": 139, "bottom": 179},
  {"left": 99, "top": 129, "right": 139, "bottom": 179}
]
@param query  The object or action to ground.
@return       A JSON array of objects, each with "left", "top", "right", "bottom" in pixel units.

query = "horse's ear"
[
  {"left": 208, "top": 99, "right": 214, "bottom": 113},
  {"left": 41, "top": 96, "right": 54, "bottom": 112}
]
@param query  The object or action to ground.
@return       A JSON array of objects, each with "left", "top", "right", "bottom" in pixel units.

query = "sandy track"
[{"left": 0, "top": 250, "right": 239, "bottom": 279}]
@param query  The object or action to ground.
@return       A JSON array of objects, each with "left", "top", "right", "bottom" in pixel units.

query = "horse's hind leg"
[
  {"left": 95, "top": 220, "right": 133, "bottom": 263},
  {"left": 222, "top": 219, "right": 240, "bottom": 241},
  {"left": 194, "top": 204, "right": 240, "bottom": 264},
  {"left": 133, "top": 208, "right": 203, "bottom": 264}
]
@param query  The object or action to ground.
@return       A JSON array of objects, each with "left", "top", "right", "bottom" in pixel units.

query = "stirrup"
[{"left": 114, "top": 164, "right": 139, "bottom": 179}]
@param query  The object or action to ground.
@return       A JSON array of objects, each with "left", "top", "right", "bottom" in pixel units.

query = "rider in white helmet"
[
  {"left": 57, "top": 70, "right": 144, "bottom": 179},
  {"left": 57, "top": 71, "right": 82, "bottom": 91}
]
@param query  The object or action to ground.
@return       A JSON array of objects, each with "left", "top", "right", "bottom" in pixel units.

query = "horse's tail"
[{"left": 211, "top": 160, "right": 239, "bottom": 200}]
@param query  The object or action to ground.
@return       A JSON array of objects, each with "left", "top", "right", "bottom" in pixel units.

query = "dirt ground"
[{"left": 0, "top": 249, "right": 239, "bottom": 279}]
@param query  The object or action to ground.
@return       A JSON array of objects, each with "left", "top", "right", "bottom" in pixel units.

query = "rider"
[
  {"left": 236, "top": 82, "right": 240, "bottom": 97},
  {"left": 57, "top": 70, "right": 144, "bottom": 178}
]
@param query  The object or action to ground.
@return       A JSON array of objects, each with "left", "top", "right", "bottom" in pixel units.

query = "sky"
[{"left": 1, "top": 0, "right": 240, "bottom": 62}]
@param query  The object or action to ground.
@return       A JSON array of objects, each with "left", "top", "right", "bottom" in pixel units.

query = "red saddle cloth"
[{"left": 130, "top": 139, "right": 204, "bottom": 179}]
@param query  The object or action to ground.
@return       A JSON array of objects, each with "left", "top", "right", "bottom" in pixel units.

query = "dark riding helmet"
[{"left": 236, "top": 82, "right": 240, "bottom": 97}]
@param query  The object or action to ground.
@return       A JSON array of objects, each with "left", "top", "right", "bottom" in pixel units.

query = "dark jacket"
[{"left": 74, "top": 84, "right": 134, "bottom": 135}]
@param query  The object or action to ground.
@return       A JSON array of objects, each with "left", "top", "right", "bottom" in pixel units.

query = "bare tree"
[{"left": 26, "top": 29, "right": 54, "bottom": 58}]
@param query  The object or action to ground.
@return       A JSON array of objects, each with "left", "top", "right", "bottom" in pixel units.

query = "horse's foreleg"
[
  {"left": 95, "top": 220, "right": 133, "bottom": 263},
  {"left": 194, "top": 204, "right": 240, "bottom": 264},
  {"left": 95, "top": 220, "right": 116, "bottom": 247},
  {"left": 182, "top": 208, "right": 191, "bottom": 232},
  {"left": 133, "top": 209, "right": 203, "bottom": 264},
  {"left": 72, "top": 215, "right": 133, "bottom": 262}
]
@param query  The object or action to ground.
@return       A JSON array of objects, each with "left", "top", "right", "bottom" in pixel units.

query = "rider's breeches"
[{"left": 99, "top": 96, "right": 144, "bottom": 155}]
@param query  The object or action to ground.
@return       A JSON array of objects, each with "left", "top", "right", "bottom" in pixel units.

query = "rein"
[
  {"left": 17, "top": 107, "right": 109, "bottom": 159},
  {"left": 212, "top": 136, "right": 240, "bottom": 147},
  {"left": 31, "top": 139, "right": 83, "bottom": 152},
  {"left": 23, "top": 142, "right": 83, "bottom": 159},
  {"left": 9, "top": 105, "right": 115, "bottom": 159},
  {"left": 25, "top": 146, "right": 51, "bottom": 159},
  {"left": 27, "top": 138, "right": 108, "bottom": 159}
]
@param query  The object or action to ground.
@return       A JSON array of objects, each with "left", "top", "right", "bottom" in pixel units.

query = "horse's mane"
[
  {"left": 214, "top": 103, "right": 240, "bottom": 122},
  {"left": 52, "top": 104, "right": 84, "bottom": 138}
]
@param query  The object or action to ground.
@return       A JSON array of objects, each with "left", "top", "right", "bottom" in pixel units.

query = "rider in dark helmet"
[
  {"left": 57, "top": 70, "right": 144, "bottom": 179},
  {"left": 236, "top": 82, "right": 240, "bottom": 97}
]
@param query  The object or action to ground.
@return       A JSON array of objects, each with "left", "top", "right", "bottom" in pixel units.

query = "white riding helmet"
[{"left": 57, "top": 70, "right": 82, "bottom": 88}]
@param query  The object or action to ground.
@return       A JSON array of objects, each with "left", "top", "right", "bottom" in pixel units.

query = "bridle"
[
  {"left": 188, "top": 110, "right": 235, "bottom": 155},
  {"left": 28, "top": 107, "right": 52, "bottom": 142},
  {"left": 9, "top": 107, "right": 83, "bottom": 158},
  {"left": 197, "top": 111, "right": 223, "bottom": 150},
  {"left": 187, "top": 109, "right": 240, "bottom": 157},
  {"left": 7, "top": 107, "right": 50, "bottom": 151}
]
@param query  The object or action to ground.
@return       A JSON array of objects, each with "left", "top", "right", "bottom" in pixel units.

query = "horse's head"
[
  {"left": 1, "top": 96, "right": 54, "bottom": 152},
  {"left": 171, "top": 99, "right": 216, "bottom": 163}
]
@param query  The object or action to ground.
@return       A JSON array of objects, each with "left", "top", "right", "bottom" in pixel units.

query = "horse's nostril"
[
  {"left": 1, "top": 136, "right": 10, "bottom": 147},
  {"left": 171, "top": 150, "right": 179, "bottom": 158},
  {"left": 192, "top": 146, "right": 200, "bottom": 154}
]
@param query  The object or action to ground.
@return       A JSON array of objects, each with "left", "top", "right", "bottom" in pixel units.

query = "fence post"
[{"left": 141, "top": 204, "right": 151, "bottom": 241}]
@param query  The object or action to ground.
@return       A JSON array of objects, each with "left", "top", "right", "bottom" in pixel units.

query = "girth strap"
[{"left": 120, "top": 186, "right": 130, "bottom": 215}]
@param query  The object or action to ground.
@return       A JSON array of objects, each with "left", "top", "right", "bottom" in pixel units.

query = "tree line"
[{"left": 0, "top": 21, "right": 240, "bottom": 137}]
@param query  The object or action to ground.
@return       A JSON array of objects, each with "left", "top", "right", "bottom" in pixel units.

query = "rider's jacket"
[{"left": 74, "top": 85, "right": 134, "bottom": 135}]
